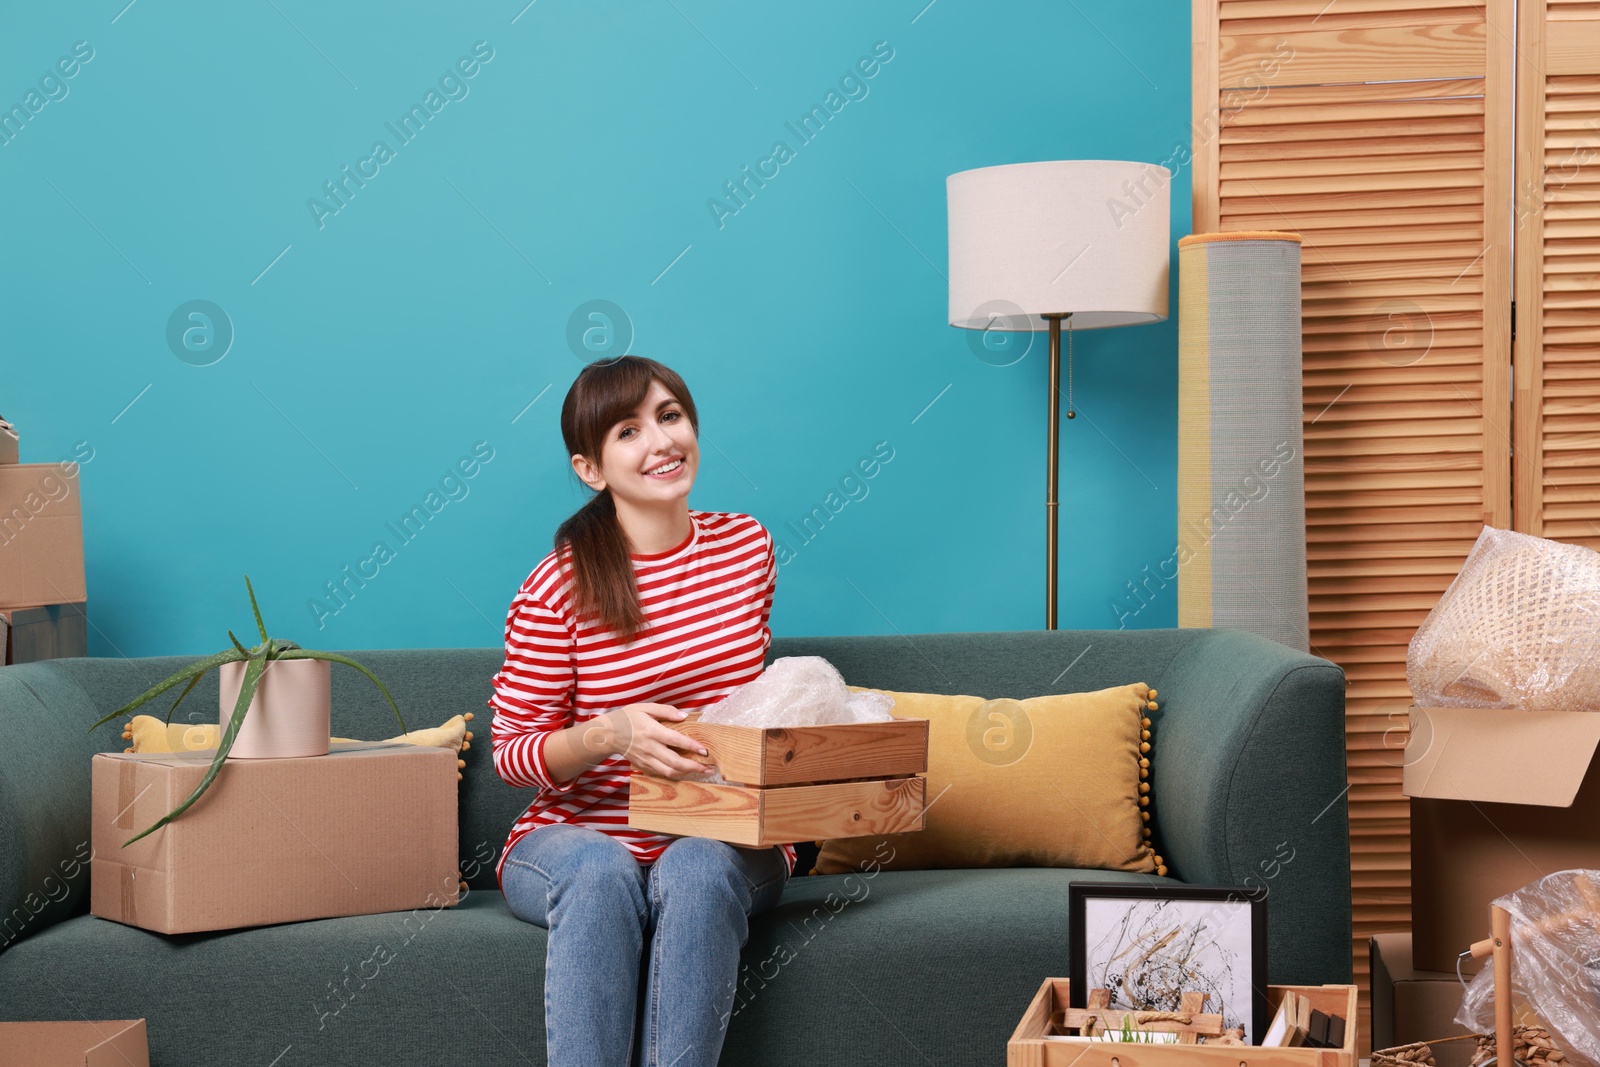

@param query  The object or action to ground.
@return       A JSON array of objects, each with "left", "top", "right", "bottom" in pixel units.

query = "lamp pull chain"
[{"left": 1066, "top": 314, "right": 1075, "bottom": 419}]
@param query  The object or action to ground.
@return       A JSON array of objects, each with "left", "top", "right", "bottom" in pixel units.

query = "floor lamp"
[{"left": 947, "top": 160, "right": 1171, "bottom": 629}]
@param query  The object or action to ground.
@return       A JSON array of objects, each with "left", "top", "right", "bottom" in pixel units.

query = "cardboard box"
[
  {"left": 3, "top": 602, "right": 87, "bottom": 664},
  {"left": 0, "top": 1019, "right": 148, "bottom": 1066},
  {"left": 91, "top": 741, "right": 457, "bottom": 934},
  {"left": 1369, "top": 932, "right": 1476, "bottom": 1066},
  {"left": 628, "top": 714, "right": 928, "bottom": 847},
  {"left": 0, "top": 421, "right": 17, "bottom": 464},
  {"left": 1007, "top": 978, "right": 1358, "bottom": 1066},
  {"left": 1404, "top": 705, "right": 1600, "bottom": 973},
  {"left": 0, "top": 463, "right": 86, "bottom": 608}
]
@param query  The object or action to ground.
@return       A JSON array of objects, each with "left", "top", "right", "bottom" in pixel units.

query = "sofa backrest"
[{"left": 0, "top": 627, "right": 1349, "bottom": 974}]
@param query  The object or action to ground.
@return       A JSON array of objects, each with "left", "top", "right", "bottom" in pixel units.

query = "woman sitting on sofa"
[{"left": 488, "top": 353, "right": 791, "bottom": 1067}]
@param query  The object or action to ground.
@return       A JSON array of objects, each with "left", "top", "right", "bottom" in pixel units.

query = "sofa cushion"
[
  {"left": 0, "top": 887, "right": 544, "bottom": 1065},
  {"left": 814, "top": 683, "right": 1160, "bottom": 876},
  {"left": 727, "top": 866, "right": 1175, "bottom": 1063},
  {"left": 0, "top": 868, "right": 1172, "bottom": 1066}
]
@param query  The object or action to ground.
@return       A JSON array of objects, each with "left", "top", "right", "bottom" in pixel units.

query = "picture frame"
[{"left": 1068, "top": 881, "right": 1269, "bottom": 1043}]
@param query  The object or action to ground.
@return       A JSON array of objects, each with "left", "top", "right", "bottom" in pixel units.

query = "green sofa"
[{"left": 0, "top": 627, "right": 1350, "bottom": 1066}]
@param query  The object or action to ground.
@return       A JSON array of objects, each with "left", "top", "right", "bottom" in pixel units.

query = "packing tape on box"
[
  {"left": 120, "top": 864, "right": 137, "bottom": 925},
  {"left": 116, "top": 760, "right": 136, "bottom": 830}
]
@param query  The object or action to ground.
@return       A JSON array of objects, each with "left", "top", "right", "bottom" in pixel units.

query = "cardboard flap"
[
  {"left": 0, "top": 1020, "right": 148, "bottom": 1067},
  {"left": 1404, "top": 706, "right": 1600, "bottom": 807},
  {"left": 83, "top": 1020, "right": 149, "bottom": 1067}
]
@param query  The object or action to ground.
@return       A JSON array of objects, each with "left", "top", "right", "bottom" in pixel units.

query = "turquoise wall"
[{"left": 4, "top": 1, "right": 1191, "bottom": 657}]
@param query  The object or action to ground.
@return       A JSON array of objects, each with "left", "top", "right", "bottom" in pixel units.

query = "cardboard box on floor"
[
  {"left": 3, "top": 602, "right": 88, "bottom": 664},
  {"left": 1369, "top": 933, "right": 1476, "bottom": 1066},
  {"left": 91, "top": 741, "right": 458, "bottom": 935},
  {"left": 1404, "top": 705, "right": 1600, "bottom": 973},
  {"left": 0, "top": 463, "right": 86, "bottom": 608},
  {"left": 0, "top": 1019, "right": 148, "bottom": 1066}
]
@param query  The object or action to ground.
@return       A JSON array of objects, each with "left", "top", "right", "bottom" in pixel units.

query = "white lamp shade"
[{"left": 947, "top": 160, "right": 1171, "bottom": 331}]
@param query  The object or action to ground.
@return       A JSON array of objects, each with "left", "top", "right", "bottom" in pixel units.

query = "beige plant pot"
[{"left": 217, "top": 657, "right": 331, "bottom": 758}]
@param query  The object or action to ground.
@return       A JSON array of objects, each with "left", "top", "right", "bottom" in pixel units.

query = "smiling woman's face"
[{"left": 573, "top": 378, "right": 699, "bottom": 507}]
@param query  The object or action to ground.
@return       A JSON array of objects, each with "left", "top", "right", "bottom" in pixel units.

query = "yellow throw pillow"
[
  {"left": 118, "top": 713, "right": 476, "bottom": 783},
  {"left": 812, "top": 682, "right": 1162, "bottom": 876},
  {"left": 120, "top": 712, "right": 475, "bottom": 754}
]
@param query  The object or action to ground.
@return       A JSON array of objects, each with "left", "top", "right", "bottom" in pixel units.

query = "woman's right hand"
[{"left": 602, "top": 703, "right": 712, "bottom": 778}]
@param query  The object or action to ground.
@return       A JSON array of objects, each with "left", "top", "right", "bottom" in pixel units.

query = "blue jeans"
[{"left": 501, "top": 823, "right": 789, "bottom": 1067}]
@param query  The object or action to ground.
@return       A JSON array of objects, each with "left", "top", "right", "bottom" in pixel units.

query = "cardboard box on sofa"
[
  {"left": 3, "top": 602, "right": 88, "bottom": 664},
  {"left": 1369, "top": 932, "right": 1475, "bottom": 1066},
  {"left": 0, "top": 463, "right": 85, "bottom": 608},
  {"left": 1404, "top": 705, "right": 1600, "bottom": 973},
  {"left": 0, "top": 1019, "right": 148, "bottom": 1066},
  {"left": 91, "top": 741, "right": 457, "bottom": 934}
]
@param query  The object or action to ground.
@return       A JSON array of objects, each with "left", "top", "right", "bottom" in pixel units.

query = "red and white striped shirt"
[{"left": 488, "top": 509, "right": 794, "bottom": 887}]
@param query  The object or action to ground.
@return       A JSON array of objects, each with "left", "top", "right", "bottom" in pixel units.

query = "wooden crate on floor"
[
  {"left": 627, "top": 712, "right": 928, "bottom": 848},
  {"left": 1008, "top": 979, "right": 1358, "bottom": 1067}
]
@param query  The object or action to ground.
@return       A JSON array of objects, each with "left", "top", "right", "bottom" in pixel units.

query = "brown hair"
[{"left": 556, "top": 356, "right": 700, "bottom": 643}]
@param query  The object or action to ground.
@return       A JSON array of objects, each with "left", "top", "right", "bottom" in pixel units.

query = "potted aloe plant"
[{"left": 87, "top": 575, "right": 407, "bottom": 846}]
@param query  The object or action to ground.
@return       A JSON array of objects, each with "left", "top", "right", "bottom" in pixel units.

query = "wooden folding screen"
[
  {"left": 1515, "top": 0, "right": 1600, "bottom": 545},
  {"left": 1191, "top": 0, "right": 1515, "bottom": 1047}
]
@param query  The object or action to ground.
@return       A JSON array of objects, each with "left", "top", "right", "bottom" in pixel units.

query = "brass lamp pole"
[{"left": 1044, "top": 312, "right": 1071, "bottom": 631}]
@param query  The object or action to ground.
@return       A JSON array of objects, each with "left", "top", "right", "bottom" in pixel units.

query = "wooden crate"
[
  {"left": 1009, "top": 979, "right": 1358, "bottom": 1067},
  {"left": 626, "top": 712, "right": 928, "bottom": 847}
]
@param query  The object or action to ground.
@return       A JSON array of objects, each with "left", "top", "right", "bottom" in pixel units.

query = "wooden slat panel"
[
  {"left": 1221, "top": 132, "right": 1485, "bottom": 161},
  {"left": 1230, "top": 77, "right": 1483, "bottom": 107},
  {"left": 1220, "top": 115, "right": 1486, "bottom": 144},
  {"left": 1219, "top": 24, "right": 1487, "bottom": 85},
  {"left": 1542, "top": 109, "right": 1600, "bottom": 128},
  {"left": 1222, "top": 0, "right": 1485, "bottom": 17},
  {"left": 1194, "top": 0, "right": 1223, "bottom": 234},
  {"left": 1221, "top": 168, "right": 1487, "bottom": 198},
  {"left": 1221, "top": 202, "right": 1482, "bottom": 229},
  {"left": 1227, "top": 8, "right": 1492, "bottom": 35},
  {"left": 1220, "top": 152, "right": 1484, "bottom": 181},
  {"left": 1222, "top": 98, "right": 1485, "bottom": 126},
  {"left": 1519, "top": 5, "right": 1600, "bottom": 545},
  {"left": 1547, "top": 19, "right": 1600, "bottom": 74},
  {"left": 1196, "top": 0, "right": 1514, "bottom": 1053},
  {"left": 1546, "top": 74, "right": 1600, "bottom": 92}
]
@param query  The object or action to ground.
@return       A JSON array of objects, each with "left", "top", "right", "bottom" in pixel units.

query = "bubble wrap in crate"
[
  {"left": 1407, "top": 525, "right": 1600, "bottom": 713},
  {"left": 679, "top": 656, "right": 895, "bottom": 784}
]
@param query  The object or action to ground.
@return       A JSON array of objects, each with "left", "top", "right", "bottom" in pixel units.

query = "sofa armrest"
[
  {"left": 0, "top": 662, "right": 101, "bottom": 955},
  {"left": 1149, "top": 629, "right": 1352, "bottom": 984}
]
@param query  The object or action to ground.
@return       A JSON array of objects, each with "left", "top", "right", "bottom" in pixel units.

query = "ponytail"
[{"left": 554, "top": 488, "right": 649, "bottom": 644}]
